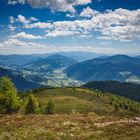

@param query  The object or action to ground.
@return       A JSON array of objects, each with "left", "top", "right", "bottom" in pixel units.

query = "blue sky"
[{"left": 0, "top": 0, "right": 140, "bottom": 54}]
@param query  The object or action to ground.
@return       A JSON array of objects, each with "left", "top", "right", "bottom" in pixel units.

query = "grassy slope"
[
  {"left": 34, "top": 88, "right": 138, "bottom": 115},
  {"left": 34, "top": 88, "right": 115, "bottom": 115},
  {"left": 1, "top": 88, "right": 140, "bottom": 140}
]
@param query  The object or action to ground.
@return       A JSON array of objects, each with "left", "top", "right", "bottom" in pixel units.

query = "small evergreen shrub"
[
  {"left": 25, "top": 93, "right": 39, "bottom": 114},
  {"left": 45, "top": 99, "right": 54, "bottom": 114}
]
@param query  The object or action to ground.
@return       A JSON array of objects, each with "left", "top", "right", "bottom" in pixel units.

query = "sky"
[{"left": 0, "top": 0, "right": 140, "bottom": 55}]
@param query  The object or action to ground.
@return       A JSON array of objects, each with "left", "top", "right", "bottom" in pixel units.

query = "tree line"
[{"left": 80, "top": 87, "right": 140, "bottom": 113}]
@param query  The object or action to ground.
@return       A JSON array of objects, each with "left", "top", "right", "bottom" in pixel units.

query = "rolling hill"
[
  {"left": 65, "top": 55, "right": 140, "bottom": 83},
  {"left": 0, "top": 67, "right": 41, "bottom": 90}
]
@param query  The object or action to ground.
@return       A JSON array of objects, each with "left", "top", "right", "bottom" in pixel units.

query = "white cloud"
[
  {"left": 0, "top": 38, "right": 27, "bottom": 48},
  {"left": 9, "top": 8, "right": 140, "bottom": 41},
  {"left": 66, "top": 13, "right": 76, "bottom": 18},
  {"left": 16, "top": 15, "right": 30, "bottom": 24},
  {"left": 11, "top": 32, "right": 42, "bottom": 40},
  {"left": 9, "top": 16, "right": 15, "bottom": 24},
  {"left": 94, "top": 8, "right": 140, "bottom": 41},
  {"left": 45, "top": 30, "right": 79, "bottom": 37},
  {"left": 0, "top": 38, "right": 47, "bottom": 49},
  {"left": 80, "top": 7, "right": 99, "bottom": 18},
  {"left": 25, "top": 22, "right": 53, "bottom": 29},
  {"left": 1, "top": 38, "right": 140, "bottom": 55},
  {"left": 8, "top": 25, "right": 16, "bottom": 31},
  {"left": 9, "top": 15, "right": 38, "bottom": 24},
  {"left": 29, "top": 17, "right": 38, "bottom": 22},
  {"left": 8, "top": 0, "right": 91, "bottom": 12}
]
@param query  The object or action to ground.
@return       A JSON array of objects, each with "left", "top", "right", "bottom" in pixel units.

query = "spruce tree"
[
  {"left": 25, "top": 93, "right": 39, "bottom": 114},
  {"left": 45, "top": 99, "right": 54, "bottom": 114},
  {"left": 0, "top": 76, "right": 20, "bottom": 113}
]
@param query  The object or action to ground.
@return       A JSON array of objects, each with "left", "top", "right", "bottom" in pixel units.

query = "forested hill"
[{"left": 83, "top": 81, "right": 140, "bottom": 102}]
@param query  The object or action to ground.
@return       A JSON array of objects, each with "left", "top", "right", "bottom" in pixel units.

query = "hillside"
[
  {"left": 65, "top": 55, "right": 140, "bottom": 83},
  {"left": 1, "top": 87, "right": 140, "bottom": 139},
  {"left": 31, "top": 88, "right": 140, "bottom": 115},
  {"left": 0, "top": 67, "right": 41, "bottom": 90},
  {"left": 83, "top": 81, "right": 140, "bottom": 102},
  {"left": 33, "top": 88, "right": 114, "bottom": 114},
  {"left": 0, "top": 54, "right": 41, "bottom": 67},
  {"left": 136, "top": 55, "right": 140, "bottom": 59}
]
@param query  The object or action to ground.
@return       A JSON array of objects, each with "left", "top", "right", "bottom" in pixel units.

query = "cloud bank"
[
  {"left": 13, "top": 8, "right": 140, "bottom": 41},
  {"left": 8, "top": 0, "right": 91, "bottom": 12}
]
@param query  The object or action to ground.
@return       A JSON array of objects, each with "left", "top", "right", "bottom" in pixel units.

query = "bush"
[
  {"left": 45, "top": 99, "right": 54, "bottom": 114},
  {"left": 0, "top": 93, "right": 7, "bottom": 113},
  {"left": 0, "top": 76, "right": 20, "bottom": 113},
  {"left": 25, "top": 93, "right": 39, "bottom": 114}
]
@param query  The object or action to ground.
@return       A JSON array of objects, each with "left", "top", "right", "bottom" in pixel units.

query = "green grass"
[
  {"left": 34, "top": 88, "right": 115, "bottom": 114},
  {"left": 1, "top": 88, "right": 140, "bottom": 139},
  {"left": 32, "top": 88, "right": 137, "bottom": 116}
]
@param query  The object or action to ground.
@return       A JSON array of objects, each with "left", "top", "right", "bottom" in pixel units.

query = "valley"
[{"left": 1, "top": 53, "right": 140, "bottom": 90}]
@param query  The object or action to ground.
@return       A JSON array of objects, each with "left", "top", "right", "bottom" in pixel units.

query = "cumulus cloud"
[
  {"left": 0, "top": 38, "right": 48, "bottom": 50},
  {"left": 29, "top": 17, "right": 38, "bottom": 21},
  {"left": 0, "top": 38, "right": 114, "bottom": 54},
  {"left": 95, "top": 8, "right": 140, "bottom": 41},
  {"left": 8, "top": 0, "right": 91, "bottom": 12},
  {"left": 9, "top": 16, "right": 15, "bottom": 24},
  {"left": 16, "top": 15, "right": 30, "bottom": 24},
  {"left": 8, "top": 25, "right": 16, "bottom": 31},
  {"left": 25, "top": 22, "right": 53, "bottom": 29},
  {"left": 45, "top": 30, "right": 79, "bottom": 37},
  {"left": 66, "top": 13, "right": 76, "bottom": 18},
  {"left": 0, "top": 38, "right": 28, "bottom": 48},
  {"left": 9, "top": 15, "right": 38, "bottom": 24},
  {"left": 11, "top": 32, "right": 42, "bottom": 39},
  {"left": 80, "top": 7, "right": 99, "bottom": 18},
  {"left": 9, "top": 8, "right": 140, "bottom": 41}
]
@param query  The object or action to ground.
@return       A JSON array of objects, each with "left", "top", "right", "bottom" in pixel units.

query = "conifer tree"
[
  {"left": 25, "top": 93, "right": 39, "bottom": 114},
  {"left": 0, "top": 76, "right": 20, "bottom": 113},
  {"left": 45, "top": 99, "right": 54, "bottom": 114}
]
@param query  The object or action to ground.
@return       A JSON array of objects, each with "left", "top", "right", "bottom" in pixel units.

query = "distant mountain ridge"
[
  {"left": 65, "top": 55, "right": 140, "bottom": 83},
  {"left": 58, "top": 51, "right": 105, "bottom": 62},
  {"left": 0, "top": 54, "right": 41, "bottom": 66},
  {"left": 24, "top": 54, "right": 77, "bottom": 73},
  {"left": 27, "top": 54, "right": 77, "bottom": 69}
]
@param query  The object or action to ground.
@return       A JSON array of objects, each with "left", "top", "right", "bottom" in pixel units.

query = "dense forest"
[{"left": 83, "top": 81, "right": 140, "bottom": 102}]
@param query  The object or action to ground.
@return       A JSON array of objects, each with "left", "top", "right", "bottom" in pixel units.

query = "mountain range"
[
  {"left": 25, "top": 54, "right": 77, "bottom": 70},
  {"left": 65, "top": 55, "right": 140, "bottom": 84},
  {"left": 1, "top": 53, "right": 140, "bottom": 90}
]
